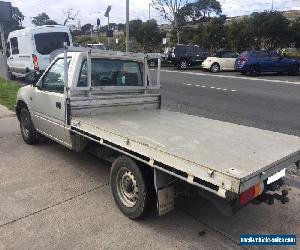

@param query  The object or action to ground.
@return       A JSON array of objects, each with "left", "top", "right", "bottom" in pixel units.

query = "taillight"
[
  {"left": 240, "top": 57, "right": 248, "bottom": 63},
  {"left": 239, "top": 183, "right": 263, "bottom": 205},
  {"left": 32, "top": 54, "right": 39, "bottom": 71}
]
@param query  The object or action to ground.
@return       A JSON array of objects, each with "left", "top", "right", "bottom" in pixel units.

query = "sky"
[{"left": 8, "top": 0, "right": 300, "bottom": 27}]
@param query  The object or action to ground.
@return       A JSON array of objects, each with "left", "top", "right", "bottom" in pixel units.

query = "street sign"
[
  {"left": 0, "top": 1, "right": 12, "bottom": 22},
  {"left": 115, "top": 38, "right": 119, "bottom": 44},
  {"left": 162, "top": 38, "right": 167, "bottom": 45}
]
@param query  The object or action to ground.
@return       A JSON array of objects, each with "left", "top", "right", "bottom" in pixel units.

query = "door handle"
[{"left": 56, "top": 102, "right": 61, "bottom": 109}]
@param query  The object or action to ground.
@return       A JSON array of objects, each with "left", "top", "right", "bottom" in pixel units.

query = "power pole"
[
  {"left": 149, "top": 3, "right": 151, "bottom": 20},
  {"left": 126, "top": 0, "right": 129, "bottom": 52},
  {"left": 271, "top": 0, "right": 274, "bottom": 11},
  {"left": 0, "top": 23, "right": 9, "bottom": 80}
]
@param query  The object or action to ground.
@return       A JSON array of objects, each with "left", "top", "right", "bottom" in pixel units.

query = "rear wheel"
[
  {"left": 20, "top": 108, "right": 39, "bottom": 145},
  {"left": 110, "top": 156, "right": 154, "bottom": 219},
  {"left": 210, "top": 63, "right": 220, "bottom": 73},
  {"left": 179, "top": 60, "right": 188, "bottom": 70},
  {"left": 241, "top": 70, "right": 247, "bottom": 75},
  {"left": 248, "top": 65, "right": 260, "bottom": 76}
]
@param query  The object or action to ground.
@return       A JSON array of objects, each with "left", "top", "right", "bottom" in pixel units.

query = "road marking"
[
  {"left": 159, "top": 69, "right": 300, "bottom": 85},
  {"left": 181, "top": 83, "right": 237, "bottom": 92}
]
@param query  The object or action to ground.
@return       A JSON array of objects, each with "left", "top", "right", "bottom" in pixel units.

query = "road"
[{"left": 151, "top": 69, "right": 300, "bottom": 137}]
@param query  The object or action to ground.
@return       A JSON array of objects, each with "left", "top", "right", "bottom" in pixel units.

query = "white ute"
[{"left": 16, "top": 46, "right": 300, "bottom": 219}]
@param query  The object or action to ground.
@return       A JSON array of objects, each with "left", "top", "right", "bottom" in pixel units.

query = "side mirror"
[{"left": 25, "top": 72, "right": 39, "bottom": 86}]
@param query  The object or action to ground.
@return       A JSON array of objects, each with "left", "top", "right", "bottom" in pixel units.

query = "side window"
[
  {"left": 6, "top": 41, "right": 11, "bottom": 57},
  {"left": 186, "top": 46, "right": 194, "bottom": 55},
  {"left": 10, "top": 37, "right": 19, "bottom": 55},
  {"left": 195, "top": 47, "right": 203, "bottom": 54},
  {"left": 42, "top": 58, "right": 69, "bottom": 92},
  {"left": 78, "top": 59, "right": 144, "bottom": 87},
  {"left": 223, "top": 52, "right": 238, "bottom": 58}
]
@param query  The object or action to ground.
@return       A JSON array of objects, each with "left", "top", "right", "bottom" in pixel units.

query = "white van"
[{"left": 6, "top": 25, "right": 72, "bottom": 79}]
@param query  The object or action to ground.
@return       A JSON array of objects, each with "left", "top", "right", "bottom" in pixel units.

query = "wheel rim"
[
  {"left": 116, "top": 167, "right": 139, "bottom": 208},
  {"left": 181, "top": 61, "right": 187, "bottom": 69},
  {"left": 21, "top": 112, "right": 30, "bottom": 139},
  {"left": 211, "top": 64, "right": 219, "bottom": 72}
]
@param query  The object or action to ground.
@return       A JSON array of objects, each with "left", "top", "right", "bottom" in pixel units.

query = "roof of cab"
[{"left": 8, "top": 25, "right": 70, "bottom": 37}]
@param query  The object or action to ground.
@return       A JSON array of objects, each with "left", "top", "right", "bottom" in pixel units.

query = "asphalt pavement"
[{"left": 151, "top": 68, "right": 300, "bottom": 137}]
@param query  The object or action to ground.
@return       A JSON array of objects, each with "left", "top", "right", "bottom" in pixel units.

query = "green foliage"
[
  {"left": 291, "top": 18, "right": 300, "bottom": 48},
  {"left": 0, "top": 79, "right": 21, "bottom": 110},
  {"left": 250, "top": 11, "right": 290, "bottom": 49},
  {"left": 4, "top": 7, "right": 24, "bottom": 37},
  {"left": 31, "top": 12, "right": 58, "bottom": 26}
]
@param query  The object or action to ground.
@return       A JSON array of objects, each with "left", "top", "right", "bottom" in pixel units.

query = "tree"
[
  {"left": 182, "top": 0, "right": 222, "bottom": 23},
  {"left": 81, "top": 23, "right": 92, "bottom": 34},
  {"left": 250, "top": 11, "right": 290, "bottom": 49},
  {"left": 290, "top": 18, "right": 300, "bottom": 48},
  {"left": 129, "top": 19, "right": 143, "bottom": 40},
  {"left": 31, "top": 13, "right": 57, "bottom": 26},
  {"left": 63, "top": 8, "right": 79, "bottom": 26},
  {"left": 135, "top": 20, "right": 164, "bottom": 52},
  {"left": 151, "top": 0, "right": 188, "bottom": 43},
  {"left": 4, "top": 7, "right": 24, "bottom": 36}
]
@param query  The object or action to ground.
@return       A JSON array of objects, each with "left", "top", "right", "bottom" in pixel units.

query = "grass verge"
[{"left": 0, "top": 78, "right": 21, "bottom": 110}]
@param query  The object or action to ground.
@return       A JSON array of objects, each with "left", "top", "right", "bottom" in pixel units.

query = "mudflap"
[{"left": 154, "top": 169, "right": 175, "bottom": 216}]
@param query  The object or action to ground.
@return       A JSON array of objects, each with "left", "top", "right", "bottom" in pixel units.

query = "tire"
[
  {"left": 210, "top": 63, "right": 220, "bottom": 73},
  {"left": 179, "top": 60, "right": 188, "bottom": 70},
  {"left": 241, "top": 70, "right": 247, "bottom": 75},
  {"left": 248, "top": 65, "right": 260, "bottom": 76},
  {"left": 8, "top": 68, "right": 16, "bottom": 80},
  {"left": 19, "top": 108, "right": 39, "bottom": 145},
  {"left": 110, "top": 156, "right": 154, "bottom": 219},
  {"left": 288, "top": 65, "right": 299, "bottom": 76}
]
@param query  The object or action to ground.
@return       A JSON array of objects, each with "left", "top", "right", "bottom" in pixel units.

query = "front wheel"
[
  {"left": 20, "top": 108, "right": 39, "bottom": 145},
  {"left": 210, "top": 63, "right": 220, "bottom": 73},
  {"left": 288, "top": 65, "right": 299, "bottom": 76},
  {"left": 179, "top": 60, "right": 188, "bottom": 70},
  {"left": 110, "top": 156, "right": 154, "bottom": 219}
]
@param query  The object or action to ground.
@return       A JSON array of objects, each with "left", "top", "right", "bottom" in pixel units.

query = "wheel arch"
[{"left": 16, "top": 100, "right": 28, "bottom": 121}]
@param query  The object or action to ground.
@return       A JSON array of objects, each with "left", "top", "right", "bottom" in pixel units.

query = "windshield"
[
  {"left": 34, "top": 32, "right": 70, "bottom": 55},
  {"left": 78, "top": 58, "right": 144, "bottom": 87}
]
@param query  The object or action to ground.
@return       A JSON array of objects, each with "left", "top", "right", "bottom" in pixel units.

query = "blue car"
[{"left": 235, "top": 50, "right": 299, "bottom": 76}]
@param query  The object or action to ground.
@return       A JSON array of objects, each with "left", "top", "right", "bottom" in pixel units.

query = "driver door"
[{"left": 31, "top": 57, "right": 71, "bottom": 146}]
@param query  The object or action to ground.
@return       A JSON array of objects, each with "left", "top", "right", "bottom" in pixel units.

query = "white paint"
[
  {"left": 182, "top": 82, "right": 237, "bottom": 92},
  {"left": 267, "top": 168, "right": 286, "bottom": 184},
  {"left": 159, "top": 69, "right": 300, "bottom": 85}
]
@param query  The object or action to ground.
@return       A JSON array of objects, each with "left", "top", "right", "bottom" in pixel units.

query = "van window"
[
  {"left": 78, "top": 59, "right": 144, "bottom": 87},
  {"left": 34, "top": 32, "right": 70, "bottom": 55},
  {"left": 10, "top": 37, "right": 19, "bottom": 55}
]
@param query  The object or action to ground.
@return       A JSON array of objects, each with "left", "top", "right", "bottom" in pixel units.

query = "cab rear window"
[{"left": 34, "top": 32, "right": 70, "bottom": 55}]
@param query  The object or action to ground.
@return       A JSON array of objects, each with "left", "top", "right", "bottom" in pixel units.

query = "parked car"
[
  {"left": 235, "top": 50, "right": 300, "bottom": 76},
  {"left": 6, "top": 25, "right": 72, "bottom": 80},
  {"left": 171, "top": 44, "right": 207, "bottom": 69},
  {"left": 202, "top": 50, "right": 239, "bottom": 73}
]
